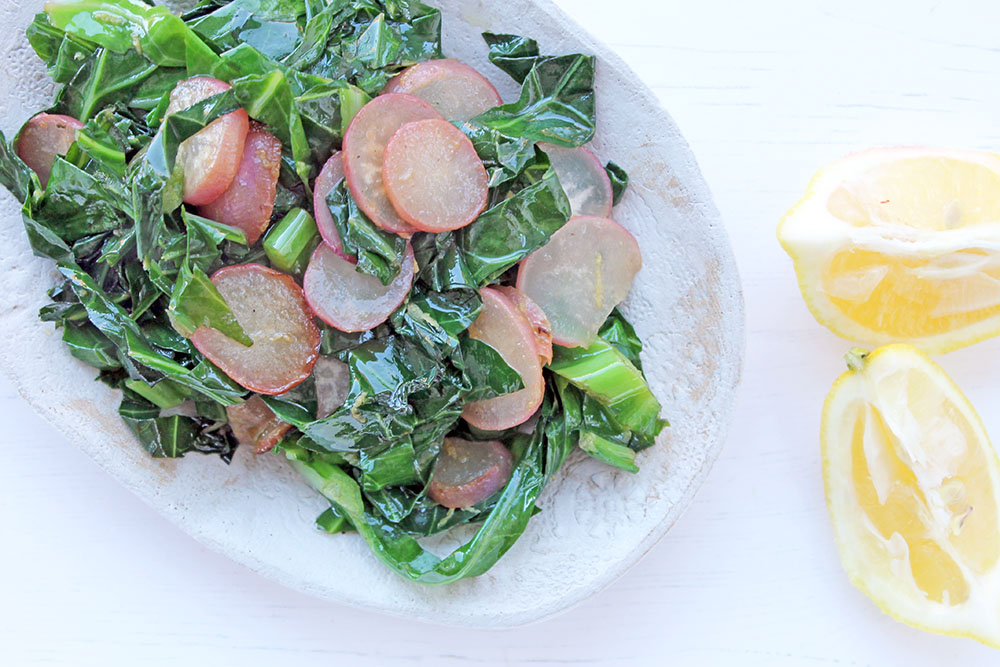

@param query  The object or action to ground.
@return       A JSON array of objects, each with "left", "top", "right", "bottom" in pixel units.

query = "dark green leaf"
[
  {"left": 360, "top": 442, "right": 419, "bottom": 490},
  {"left": 188, "top": 0, "right": 306, "bottom": 60},
  {"left": 389, "top": 288, "right": 481, "bottom": 357},
  {"left": 605, "top": 160, "right": 628, "bottom": 206},
  {"left": 283, "top": 420, "right": 548, "bottom": 583},
  {"left": 0, "top": 129, "right": 37, "bottom": 204},
  {"left": 453, "top": 337, "right": 524, "bottom": 401},
  {"left": 482, "top": 32, "right": 539, "bottom": 83},
  {"left": 120, "top": 390, "right": 238, "bottom": 461},
  {"left": 61, "top": 323, "right": 121, "bottom": 370},
  {"left": 34, "top": 158, "right": 128, "bottom": 242},
  {"left": 325, "top": 181, "right": 407, "bottom": 284},
  {"left": 473, "top": 52, "right": 595, "bottom": 147},
  {"left": 167, "top": 263, "right": 252, "bottom": 346},
  {"left": 458, "top": 167, "right": 571, "bottom": 286}
]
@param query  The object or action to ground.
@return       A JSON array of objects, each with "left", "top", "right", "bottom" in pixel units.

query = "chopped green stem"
[
  {"left": 339, "top": 85, "right": 370, "bottom": 136},
  {"left": 579, "top": 431, "right": 638, "bottom": 473},
  {"left": 124, "top": 378, "right": 189, "bottom": 409},
  {"left": 263, "top": 207, "right": 319, "bottom": 274},
  {"left": 549, "top": 337, "right": 667, "bottom": 442}
]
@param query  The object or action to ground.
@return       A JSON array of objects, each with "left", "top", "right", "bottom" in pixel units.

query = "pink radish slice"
[
  {"left": 226, "top": 395, "right": 291, "bottom": 454},
  {"left": 166, "top": 76, "right": 250, "bottom": 206},
  {"left": 191, "top": 264, "right": 320, "bottom": 395},
  {"left": 493, "top": 286, "right": 553, "bottom": 366},
  {"left": 383, "top": 59, "right": 502, "bottom": 122},
  {"left": 539, "top": 143, "right": 613, "bottom": 218},
  {"left": 198, "top": 123, "right": 282, "bottom": 245},
  {"left": 461, "top": 287, "right": 545, "bottom": 431},
  {"left": 15, "top": 113, "right": 83, "bottom": 188},
  {"left": 428, "top": 438, "right": 513, "bottom": 509},
  {"left": 342, "top": 93, "right": 442, "bottom": 234},
  {"left": 313, "top": 356, "right": 351, "bottom": 419},
  {"left": 382, "top": 119, "right": 488, "bottom": 232},
  {"left": 516, "top": 216, "right": 641, "bottom": 348},
  {"left": 312, "top": 151, "right": 350, "bottom": 258},
  {"left": 303, "top": 242, "right": 415, "bottom": 332}
]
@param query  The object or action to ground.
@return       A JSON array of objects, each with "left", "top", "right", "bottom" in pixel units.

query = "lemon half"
[
  {"left": 822, "top": 344, "right": 1000, "bottom": 647},
  {"left": 779, "top": 147, "right": 1000, "bottom": 354}
]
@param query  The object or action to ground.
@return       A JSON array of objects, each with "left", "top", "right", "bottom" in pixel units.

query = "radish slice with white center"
[
  {"left": 493, "top": 286, "right": 553, "bottom": 365},
  {"left": 198, "top": 123, "right": 282, "bottom": 245},
  {"left": 190, "top": 264, "right": 320, "bottom": 395},
  {"left": 15, "top": 113, "right": 83, "bottom": 188},
  {"left": 383, "top": 59, "right": 502, "bottom": 121},
  {"left": 428, "top": 438, "right": 513, "bottom": 509},
  {"left": 312, "top": 151, "right": 350, "bottom": 258},
  {"left": 461, "top": 287, "right": 545, "bottom": 431},
  {"left": 314, "top": 356, "right": 351, "bottom": 419},
  {"left": 516, "top": 216, "right": 642, "bottom": 348},
  {"left": 226, "top": 395, "right": 291, "bottom": 454},
  {"left": 539, "top": 143, "right": 613, "bottom": 218},
  {"left": 166, "top": 76, "right": 250, "bottom": 206},
  {"left": 342, "top": 93, "right": 442, "bottom": 234},
  {"left": 382, "top": 119, "right": 488, "bottom": 232},
  {"left": 303, "top": 242, "right": 415, "bottom": 332}
]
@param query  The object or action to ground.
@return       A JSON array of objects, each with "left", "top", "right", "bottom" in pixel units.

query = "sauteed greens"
[{"left": 0, "top": 0, "right": 666, "bottom": 583}]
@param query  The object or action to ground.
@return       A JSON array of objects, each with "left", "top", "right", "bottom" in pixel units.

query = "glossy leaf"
[
  {"left": 458, "top": 167, "right": 571, "bottom": 286},
  {"left": 605, "top": 160, "right": 629, "bottom": 206},
  {"left": 324, "top": 180, "right": 408, "bottom": 285}
]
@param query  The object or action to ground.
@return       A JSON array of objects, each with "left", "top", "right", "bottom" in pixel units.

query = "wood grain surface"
[{"left": 3, "top": 0, "right": 1000, "bottom": 664}]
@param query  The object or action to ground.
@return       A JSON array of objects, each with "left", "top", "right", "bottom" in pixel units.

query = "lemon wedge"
[
  {"left": 779, "top": 147, "right": 1000, "bottom": 354},
  {"left": 822, "top": 343, "right": 1000, "bottom": 647}
]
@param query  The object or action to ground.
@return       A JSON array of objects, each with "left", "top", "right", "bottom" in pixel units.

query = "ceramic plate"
[{"left": 0, "top": 0, "right": 744, "bottom": 627}]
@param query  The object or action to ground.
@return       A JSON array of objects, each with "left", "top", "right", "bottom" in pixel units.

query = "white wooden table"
[{"left": 4, "top": 0, "right": 1000, "bottom": 664}]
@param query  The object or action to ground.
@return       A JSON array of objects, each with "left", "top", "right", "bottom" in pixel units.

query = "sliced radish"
[
  {"left": 312, "top": 151, "right": 350, "bottom": 258},
  {"left": 428, "top": 438, "right": 513, "bottom": 509},
  {"left": 493, "top": 286, "right": 553, "bottom": 365},
  {"left": 342, "top": 93, "right": 442, "bottom": 234},
  {"left": 382, "top": 119, "right": 488, "bottom": 232},
  {"left": 15, "top": 113, "right": 83, "bottom": 188},
  {"left": 461, "top": 287, "right": 544, "bottom": 430},
  {"left": 303, "top": 242, "right": 415, "bottom": 332},
  {"left": 383, "top": 59, "right": 502, "bottom": 121},
  {"left": 517, "top": 216, "right": 641, "bottom": 348},
  {"left": 166, "top": 76, "right": 250, "bottom": 206},
  {"left": 198, "top": 123, "right": 282, "bottom": 245},
  {"left": 539, "top": 143, "right": 613, "bottom": 218},
  {"left": 226, "top": 395, "right": 291, "bottom": 454},
  {"left": 191, "top": 264, "right": 320, "bottom": 395},
  {"left": 314, "top": 355, "right": 351, "bottom": 418}
]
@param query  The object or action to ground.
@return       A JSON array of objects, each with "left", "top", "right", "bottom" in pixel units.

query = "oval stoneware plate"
[{"left": 0, "top": 0, "right": 744, "bottom": 627}]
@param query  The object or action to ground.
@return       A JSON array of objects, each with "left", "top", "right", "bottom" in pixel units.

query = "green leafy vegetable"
[
  {"left": 167, "top": 263, "right": 252, "bottom": 346},
  {"left": 549, "top": 337, "right": 667, "bottom": 446},
  {"left": 605, "top": 161, "right": 629, "bottom": 206},
  {"left": 120, "top": 389, "right": 238, "bottom": 460},
  {"left": 283, "top": 420, "right": 547, "bottom": 584},
  {"left": 0, "top": 0, "right": 669, "bottom": 584},
  {"left": 45, "top": 0, "right": 198, "bottom": 67},
  {"left": 325, "top": 180, "right": 407, "bottom": 284},
  {"left": 458, "top": 167, "right": 571, "bottom": 286},
  {"left": 477, "top": 33, "right": 596, "bottom": 147}
]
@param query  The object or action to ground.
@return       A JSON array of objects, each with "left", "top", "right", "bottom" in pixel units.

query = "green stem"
[
  {"left": 263, "top": 207, "right": 319, "bottom": 274},
  {"left": 548, "top": 337, "right": 667, "bottom": 442}
]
